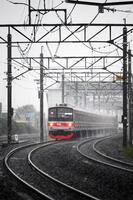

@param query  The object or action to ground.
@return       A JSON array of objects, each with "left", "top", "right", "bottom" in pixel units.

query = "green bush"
[{"left": 119, "top": 144, "right": 133, "bottom": 159}]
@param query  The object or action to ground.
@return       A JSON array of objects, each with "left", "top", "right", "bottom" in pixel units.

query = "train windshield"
[
  {"left": 57, "top": 108, "right": 73, "bottom": 121},
  {"left": 49, "top": 108, "right": 56, "bottom": 120},
  {"left": 49, "top": 107, "right": 73, "bottom": 121}
]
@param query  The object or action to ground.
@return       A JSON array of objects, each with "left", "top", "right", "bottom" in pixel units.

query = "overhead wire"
[
  {"left": 104, "top": 6, "right": 133, "bottom": 14},
  {"left": 7, "top": 0, "right": 133, "bottom": 85},
  {"left": 13, "top": 80, "right": 38, "bottom": 90},
  {"left": 18, "top": 0, "right": 28, "bottom": 23},
  {"left": 16, "top": 1, "right": 65, "bottom": 58},
  {"left": 55, "top": 14, "right": 122, "bottom": 82},
  {"left": 87, "top": 0, "right": 132, "bottom": 54},
  {"left": 55, "top": 10, "right": 118, "bottom": 55},
  {"left": 67, "top": 3, "right": 77, "bottom": 20},
  {"left": 3, "top": 0, "right": 131, "bottom": 107},
  {"left": 54, "top": 2, "right": 115, "bottom": 55},
  {"left": 17, "top": 0, "right": 44, "bottom": 57},
  {"left": 89, "top": 0, "right": 108, "bottom": 24},
  {"left": 13, "top": 1, "right": 48, "bottom": 84},
  {"left": 55, "top": 1, "right": 127, "bottom": 78}
]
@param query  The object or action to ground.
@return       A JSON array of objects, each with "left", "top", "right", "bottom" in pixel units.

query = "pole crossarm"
[
  {"left": 11, "top": 55, "right": 124, "bottom": 84},
  {"left": 1, "top": 23, "right": 133, "bottom": 27},
  {"left": 105, "top": 57, "right": 123, "bottom": 68},
  {"left": 12, "top": 56, "right": 122, "bottom": 59},
  {"left": 44, "top": 81, "right": 59, "bottom": 91},
  {"left": 11, "top": 26, "right": 33, "bottom": 42},
  {"left": 12, "top": 59, "right": 32, "bottom": 70},
  {"left": 0, "top": 36, "right": 7, "bottom": 43},
  {"left": 87, "top": 25, "right": 108, "bottom": 42},
  {"left": 12, "top": 69, "right": 32, "bottom": 80},
  {"left": 0, "top": 23, "right": 133, "bottom": 44},
  {"left": 12, "top": 56, "right": 123, "bottom": 73}
]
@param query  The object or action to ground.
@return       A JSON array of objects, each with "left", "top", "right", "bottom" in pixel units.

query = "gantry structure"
[{"left": 0, "top": 0, "right": 133, "bottom": 145}]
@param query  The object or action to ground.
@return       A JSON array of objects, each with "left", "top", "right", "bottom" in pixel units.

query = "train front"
[{"left": 48, "top": 106, "right": 75, "bottom": 139}]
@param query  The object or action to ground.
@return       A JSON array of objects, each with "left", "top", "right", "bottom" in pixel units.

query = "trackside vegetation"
[
  {"left": 119, "top": 144, "right": 133, "bottom": 159},
  {"left": 0, "top": 118, "right": 39, "bottom": 136}
]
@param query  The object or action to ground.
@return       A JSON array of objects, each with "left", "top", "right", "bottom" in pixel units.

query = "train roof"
[
  {"left": 48, "top": 105, "right": 72, "bottom": 110},
  {"left": 48, "top": 104, "right": 115, "bottom": 118}
]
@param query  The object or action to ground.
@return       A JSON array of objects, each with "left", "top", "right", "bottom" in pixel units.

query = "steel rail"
[
  {"left": 4, "top": 142, "right": 55, "bottom": 200},
  {"left": 77, "top": 136, "right": 133, "bottom": 173},
  {"left": 28, "top": 141, "right": 101, "bottom": 200},
  {"left": 93, "top": 137, "right": 133, "bottom": 169}
]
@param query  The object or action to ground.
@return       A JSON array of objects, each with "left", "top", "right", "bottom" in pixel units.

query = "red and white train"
[{"left": 48, "top": 104, "right": 117, "bottom": 140}]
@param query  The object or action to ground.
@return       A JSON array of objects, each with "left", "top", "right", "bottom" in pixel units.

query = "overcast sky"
[{"left": 0, "top": 0, "right": 133, "bottom": 112}]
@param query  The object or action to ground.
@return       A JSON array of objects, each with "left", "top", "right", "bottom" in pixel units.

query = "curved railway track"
[
  {"left": 4, "top": 136, "right": 133, "bottom": 200},
  {"left": 4, "top": 142, "right": 55, "bottom": 200},
  {"left": 4, "top": 139, "right": 100, "bottom": 200},
  {"left": 29, "top": 136, "right": 133, "bottom": 200},
  {"left": 77, "top": 136, "right": 133, "bottom": 172},
  {"left": 76, "top": 136, "right": 133, "bottom": 200}
]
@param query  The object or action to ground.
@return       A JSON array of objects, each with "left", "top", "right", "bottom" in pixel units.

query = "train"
[{"left": 48, "top": 104, "right": 118, "bottom": 140}]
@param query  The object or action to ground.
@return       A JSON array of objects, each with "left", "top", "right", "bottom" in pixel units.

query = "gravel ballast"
[
  {"left": 1, "top": 135, "right": 133, "bottom": 200},
  {"left": 31, "top": 136, "right": 133, "bottom": 200}
]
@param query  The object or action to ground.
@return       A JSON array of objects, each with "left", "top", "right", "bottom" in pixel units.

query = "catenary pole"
[
  {"left": 40, "top": 47, "right": 44, "bottom": 142},
  {"left": 62, "top": 73, "right": 65, "bottom": 104},
  {"left": 7, "top": 27, "right": 12, "bottom": 144},
  {"left": 128, "top": 48, "right": 132, "bottom": 145},
  {"left": 123, "top": 24, "right": 128, "bottom": 147}
]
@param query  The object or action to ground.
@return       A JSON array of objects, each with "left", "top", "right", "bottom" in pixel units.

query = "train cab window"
[
  {"left": 57, "top": 108, "right": 73, "bottom": 121},
  {"left": 49, "top": 108, "right": 56, "bottom": 120}
]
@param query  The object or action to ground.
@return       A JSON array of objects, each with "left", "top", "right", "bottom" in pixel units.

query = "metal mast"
[
  {"left": 40, "top": 47, "right": 44, "bottom": 142},
  {"left": 122, "top": 24, "right": 128, "bottom": 147},
  {"left": 62, "top": 73, "right": 65, "bottom": 104},
  {"left": 7, "top": 27, "right": 12, "bottom": 144},
  {"left": 128, "top": 48, "right": 132, "bottom": 145}
]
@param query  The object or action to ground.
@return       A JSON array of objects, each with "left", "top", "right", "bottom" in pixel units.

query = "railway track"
[
  {"left": 4, "top": 136, "right": 133, "bottom": 200},
  {"left": 4, "top": 139, "right": 100, "bottom": 200},
  {"left": 29, "top": 136, "right": 133, "bottom": 200},
  {"left": 77, "top": 136, "right": 133, "bottom": 173},
  {"left": 4, "top": 142, "right": 55, "bottom": 200},
  {"left": 76, "top": 136, "right": 133, "bottom": 200}
]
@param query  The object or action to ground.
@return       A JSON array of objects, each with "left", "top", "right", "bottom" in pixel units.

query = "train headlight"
[
  {"left": 68, "top": 122, "right": 73, "bottom": 127},
  {"left": 49, "top": 122, "right": 53, "bottom": 127}
]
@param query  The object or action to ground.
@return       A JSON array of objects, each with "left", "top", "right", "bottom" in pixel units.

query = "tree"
[{"left": 14, "top": 105, "right": 37, "bottom": 121}]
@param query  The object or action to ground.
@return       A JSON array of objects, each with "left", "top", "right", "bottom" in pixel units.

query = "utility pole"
[
  {"left": 62, "top": 73, "right": 65, "bottom": 104},
  {"left": 122, "top": 23, "right": 128, "bottom": 147},
  {"left": 7, "top": 27, "right": 13, "bottom": 144},
  {"left": 128, "top": 48, "right": 132, "bottom": 145},
  {"left": 40, "top": 47, "right": 44, "bottom": 142}
]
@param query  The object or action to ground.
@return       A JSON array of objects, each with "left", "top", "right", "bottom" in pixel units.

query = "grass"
[{"left": 119, "top": 144, "right": 133, "bottom": 159}]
